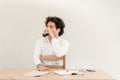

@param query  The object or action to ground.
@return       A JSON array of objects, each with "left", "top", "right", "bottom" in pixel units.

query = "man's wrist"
[
  {"left": 37, "top": 64, "right": 43, "bottom": 68},
  {"left": 51, "top": 35, "right": 55, "bottom": 39}
]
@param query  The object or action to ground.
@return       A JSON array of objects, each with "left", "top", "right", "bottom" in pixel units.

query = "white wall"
[{"left": 0, "top": 0, "right": 120, "bottom": 79}]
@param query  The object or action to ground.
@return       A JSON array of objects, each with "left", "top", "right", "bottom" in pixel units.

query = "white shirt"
[{"left": 33, "top": 37, "right": 69, "bottom": 66}]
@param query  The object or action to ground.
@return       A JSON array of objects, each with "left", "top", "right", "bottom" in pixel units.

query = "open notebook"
[
  {"left": 53, "top": 70, "right": 84, "bottom": 75},
  {"left": 21, "top": 70, "right": 50, "bottom": 77}
]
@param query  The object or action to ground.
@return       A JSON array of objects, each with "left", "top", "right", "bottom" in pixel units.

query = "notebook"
[{"left": 53, "top": 70, "right": 82, "bottom": 75}]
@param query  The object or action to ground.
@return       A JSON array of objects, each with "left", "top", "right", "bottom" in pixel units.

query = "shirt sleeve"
[
  {"left": 33, "top": 39, "right": 41, "bottom": 66},
  {"left": 51, "top": 38, "right": 69, "bottom": 57}
]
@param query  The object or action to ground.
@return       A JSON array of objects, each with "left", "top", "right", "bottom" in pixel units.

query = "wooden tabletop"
[{"left": 0, "top": 68, "right": 116, "bottom": 80}]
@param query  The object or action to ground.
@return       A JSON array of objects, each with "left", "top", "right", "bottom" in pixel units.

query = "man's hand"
[
  {"left": 37, "top": 64, "right": 50, "bottom": 71},
  {"left": 44, "top": 28, "right": 54, "bottom": 38},
  {"left": 44, "top": 27, "right": 59, "bottom": 39}
]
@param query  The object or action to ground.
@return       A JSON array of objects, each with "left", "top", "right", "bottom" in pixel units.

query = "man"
[{"left": 33, "top": 16, "right": 69, "bottom": 71}]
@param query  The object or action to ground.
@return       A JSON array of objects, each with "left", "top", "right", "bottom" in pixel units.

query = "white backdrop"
[{"left": 0, "top": 0, "right": 120, "bottom": 79}]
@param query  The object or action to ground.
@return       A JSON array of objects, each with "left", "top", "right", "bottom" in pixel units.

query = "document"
[
  {"left": 21, "top": 70, "right": 50, "bottom": 77},
  {"left": 53, "top": 70, "right": 84, "bottom": 75},
  {"left": 53, "top": 70, "right": 69, "bottom": 75}
]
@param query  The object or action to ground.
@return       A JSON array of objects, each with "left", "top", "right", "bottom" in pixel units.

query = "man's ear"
[{"left": 57, "top": 28, "right": 60, "bottom": 33}]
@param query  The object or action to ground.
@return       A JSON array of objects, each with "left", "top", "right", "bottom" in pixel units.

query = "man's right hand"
[
  {"left": 44, "top": 28, "right": 55, "bottom": 38},
  {"left": 37, "top": 64, "right": 50, "bottom": 71}
]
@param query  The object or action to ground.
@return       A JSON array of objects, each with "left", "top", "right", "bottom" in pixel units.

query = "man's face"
[
  {"left": 47, "top": 21, "right": 56, "bottom": 30},
  {"left": 46, "top": 21, "right": 60, "bottom": 35}
]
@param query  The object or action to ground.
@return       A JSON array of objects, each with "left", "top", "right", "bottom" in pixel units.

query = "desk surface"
[{"left": 0, "top": 68, "right": 115, "bottom": 80}]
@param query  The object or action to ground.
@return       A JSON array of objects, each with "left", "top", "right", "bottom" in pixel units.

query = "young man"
[{"left": 33, "top": 16, "right": 69, "bottom": 71}]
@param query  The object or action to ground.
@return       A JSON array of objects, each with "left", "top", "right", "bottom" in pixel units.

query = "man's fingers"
[{"left": 37, "top": 66, "right": 50, "bottom": 72}]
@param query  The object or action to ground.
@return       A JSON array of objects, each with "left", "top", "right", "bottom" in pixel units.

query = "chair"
[{"left": 40, "top": 55, "right": 66, "bottom": 69}]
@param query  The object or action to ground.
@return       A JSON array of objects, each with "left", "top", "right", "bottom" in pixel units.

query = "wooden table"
[{"left": 0, "top": 68, "right": 116, "bottom": 80}]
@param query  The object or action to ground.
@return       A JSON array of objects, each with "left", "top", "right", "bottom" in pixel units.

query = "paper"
[
  {"left": 53, "top": 70, "right": 84, "bottom": 76},
  {"left": 53, "top": 70, "right": 69, "bottom": 75},
  {"left": 21, "top": 70, "right": 50, "bottom": 77}
]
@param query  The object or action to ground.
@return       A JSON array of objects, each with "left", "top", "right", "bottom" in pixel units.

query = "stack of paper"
[{"left": 21, "top": 70, "right": 50, "bottom": 77}]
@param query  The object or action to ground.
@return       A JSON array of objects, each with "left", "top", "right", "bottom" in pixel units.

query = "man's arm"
[
  {"left": 40, "top": 55, "right": 64, "bottom": 61},
  {"left": 33, "top": 38, "right": 42, "bottom": 66}
]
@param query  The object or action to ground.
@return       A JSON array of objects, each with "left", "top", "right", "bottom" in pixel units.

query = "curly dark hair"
[{"left": 45, "top": 16, "right": 65, "bottom": 36}]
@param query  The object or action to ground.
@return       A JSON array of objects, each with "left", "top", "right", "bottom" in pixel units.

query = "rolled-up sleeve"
[
  {"left": 33, "top": 39, "right": 41, "bottom": 66},
  {"left": 51, "top": 38, "right": 69, "bottom": 57}
]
